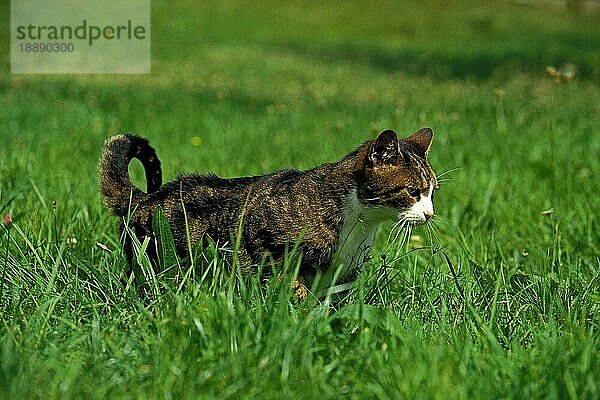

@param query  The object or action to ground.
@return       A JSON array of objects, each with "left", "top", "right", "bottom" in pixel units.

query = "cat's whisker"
[
  {"left": 390, "top": 219, "right": 404, "bottom": 233},
  {"left": 393, "top": 226, "right": 405, "bottom": 247},
  {"left": 385, "top": 225, "right": 398, "bottom": 249},
  {"left": 425, "top": 223, "right": 439, "bottom": 253},
  {"left": 426, "top": 216, "right": 450, "bottom": 255},
  {"left": 403, "top": 225, "right": 412, "bottom": 248},
  {"left": 396, "top": 221, "right": 411, "bottom": 248},
  {"left": 427, "top": 215, "right": 451, "bottom": 234},
  {"left": 436, "top": 167, "right": 461, "bottom": 180},
  {"left": 391, "top": 218, "right": 405, "bottom": 232},
  {"left": 386, "top": 223, "right": 399, "bottom": 244},
  {"left": 384, "top": 219, "right": 407, "bottom": 255}
]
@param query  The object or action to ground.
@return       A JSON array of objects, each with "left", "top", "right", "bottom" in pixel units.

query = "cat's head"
[{"left": 355, "top": 128, "right": 438, "bottom": 226}]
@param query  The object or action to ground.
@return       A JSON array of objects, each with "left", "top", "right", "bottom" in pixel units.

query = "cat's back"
[{"left": 145, "top": 168, "right": 303, "bottom": 206}]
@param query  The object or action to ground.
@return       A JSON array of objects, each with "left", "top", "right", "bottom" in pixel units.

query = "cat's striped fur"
[{"left": 99, "top": 128, "right": 437, "bottom": 298}]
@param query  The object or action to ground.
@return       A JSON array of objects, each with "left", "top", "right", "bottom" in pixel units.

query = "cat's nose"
[{"left": 423, "top": 211, "right": 433, "bottom": 221}]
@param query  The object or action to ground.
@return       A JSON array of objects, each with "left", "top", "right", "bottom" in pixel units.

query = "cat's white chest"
[{"left": 334, "top": 190, "right": 395, "bottom": 280}]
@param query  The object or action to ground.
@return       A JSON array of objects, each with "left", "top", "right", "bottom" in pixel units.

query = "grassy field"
[{"left": 1, "top": 1, "right": 600, "bottom": 398}]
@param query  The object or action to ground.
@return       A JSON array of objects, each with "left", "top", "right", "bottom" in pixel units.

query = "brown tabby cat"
[{"left": 99, "top": 128, "right": 437, "bottom": 299}]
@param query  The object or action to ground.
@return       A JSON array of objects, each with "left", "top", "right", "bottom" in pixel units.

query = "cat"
[{"left": 99, "top": 128, "right": 438, "bottom": 299}]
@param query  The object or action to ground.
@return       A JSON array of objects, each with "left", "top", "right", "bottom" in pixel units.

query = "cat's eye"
[{"left": 407, "top": 187, "right": 420, "bottom": 197}]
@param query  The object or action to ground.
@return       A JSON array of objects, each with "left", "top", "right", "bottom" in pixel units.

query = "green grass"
[{"left": 1, "top": 1, "right": 600, "bottom": 398}]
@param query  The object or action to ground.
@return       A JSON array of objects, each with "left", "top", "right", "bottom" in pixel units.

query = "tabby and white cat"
[{"left": 100, "top": 128, "right": 437, "bottom": 298}]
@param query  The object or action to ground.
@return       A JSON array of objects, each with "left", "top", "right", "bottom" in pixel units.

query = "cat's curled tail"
[{"left": 99, "top": 134, "right": 162, "bottom": 217}]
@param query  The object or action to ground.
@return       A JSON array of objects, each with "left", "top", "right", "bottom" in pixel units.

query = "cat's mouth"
[
  {"left": 396, "top": 195, "right": 434, "bottom": 226},
  {"left": 397, "top": 210, "right": 433, "bottom": 226}
]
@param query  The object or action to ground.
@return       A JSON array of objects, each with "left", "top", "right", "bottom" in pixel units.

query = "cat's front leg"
[{"left": 293, "top": 274, "right": 308, "bottom": 301}]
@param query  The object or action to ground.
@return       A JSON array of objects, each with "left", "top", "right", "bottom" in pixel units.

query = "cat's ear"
[
  {"left": 368, "top": 129, "right": 399, "bottom": 166},
  {"left": 403, "top": 127, "right": 433, "bottom": 158}
]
